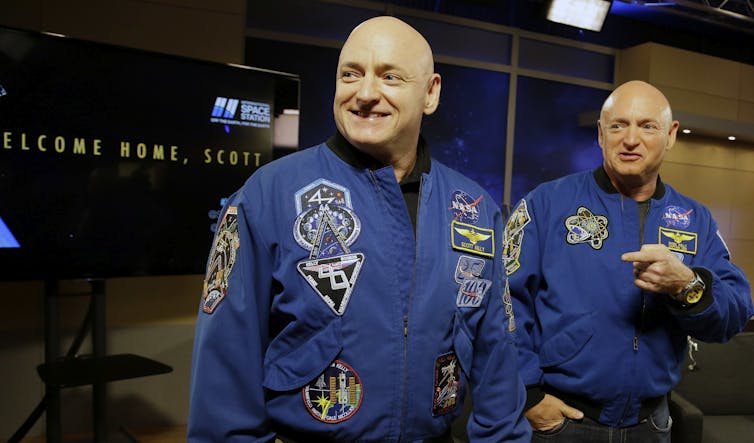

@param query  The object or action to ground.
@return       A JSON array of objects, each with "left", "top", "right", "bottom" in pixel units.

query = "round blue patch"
[{"left": 293, "top": 204, "right": 361, "bottom": 251}]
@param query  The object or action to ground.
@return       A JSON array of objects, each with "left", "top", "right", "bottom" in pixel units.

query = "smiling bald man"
[
  {"left": 506, "top": 80, "right": 753, "bottom": 443},
  {"left": 188, "top": 16, "right": 530, "bottom": 443}
]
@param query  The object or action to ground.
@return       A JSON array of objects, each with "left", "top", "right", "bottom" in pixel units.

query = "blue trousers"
[{"left": 531, "top": 396, "right": 672, "bottom": 443}]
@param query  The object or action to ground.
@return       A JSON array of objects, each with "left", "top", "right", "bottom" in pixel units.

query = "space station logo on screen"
[{"left": 211, "top": 97, "right": 271, "bottom": 128}]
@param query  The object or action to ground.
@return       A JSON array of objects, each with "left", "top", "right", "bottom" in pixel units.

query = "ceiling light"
[
  {"left": 547, "top": 0, "right": 612, "bottom": 32},
  {"left": 728, "top": 136, "right": 736, "bottom": 141},
  {"left": 682, "top": 129, "right": 691, "bottom": 134}
]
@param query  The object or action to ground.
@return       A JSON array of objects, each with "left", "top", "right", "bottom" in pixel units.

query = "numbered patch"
[
  {"left": 454, "top": 255, "right": 486, "bottom": 283},
  {"left": 433, "top": 352, "right": 460, "bottom": 416},
  {"left": 303, "top": 360, "right": 363, "bottom": 423},
  {"left": 297, "top": 253, "right": 365, "bottom": 315},
  {"left": 295, "top": 178, "right": 351, "bottom": 214},
  {"left": 202, "top": 206, "right": 240, "bottom": 314},
  {"left": 456, "top": 278, "right": 491, "bottom": 308}
]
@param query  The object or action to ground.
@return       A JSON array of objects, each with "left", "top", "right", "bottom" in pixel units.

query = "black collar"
[
  {"left": 593, "top": 166, "right": 665, "bottom": 200},
  {"left": 325, "top": 131, "right": 431, "bottom": 184}
]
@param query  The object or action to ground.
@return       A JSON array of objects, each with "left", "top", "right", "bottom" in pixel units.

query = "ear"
[
  {"left": 597, "top": 119, "right": 605, "bottom": 149},
  {"left": 423, "top": 73, "right": 441, "bottom": 115},
  {"left": 666, "top": 120, "right": 679, "bottom": 151}
]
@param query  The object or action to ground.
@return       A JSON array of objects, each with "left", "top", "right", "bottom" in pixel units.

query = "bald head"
[
  {"left": 600, "top": 80, "right": 674, "bottom": 129},
  {"left": 339, "top": 16, "right": 435, "bottom": 78}
]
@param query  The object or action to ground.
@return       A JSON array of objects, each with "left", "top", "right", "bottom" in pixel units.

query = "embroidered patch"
[
  {"left": 297, "top": 253, "right": 365, "bottom": 315},
  {"left": 564, "top": 206, "right": 609, "bottom": 250},
  {"left": 451, "top": 220, "right": 494, "bottom": 257},
  {"left": 659, "top": 227, "right": 698, "bottom": 255},
  {"left": 503, "top": 199, "right": 531, "bottom": 275},
  {"left": 202, "top": 206, "right": 240, "bottom": 314},
  {"left": 454, "top": 255, "right": 486, "bottom": 283},
  {"left": 449, "top": 190, "right": 482, "bottom": 224},
  {"left": 433, "top": 352, "right": 460, "bottom": 416},
  {"left": 503, "top": 278, "right": 516, "bottom": 332},
  {"left": 303, "top": 360, "right": 362, "bottom": 423},
  {"left": 294, "top": 204, "right": 361, "bottom": 252},
  {"left": 456, "top": 278, "right": 491, "bottom": 308},
  {"left": 295, "top": 178, "right": 351, "bottom": 214},
  {"left": 310, "top": 207, "right": 351, "bottom": 259},
  {"left": 662, "top": 205, "right": 693, "bottom": 229}
]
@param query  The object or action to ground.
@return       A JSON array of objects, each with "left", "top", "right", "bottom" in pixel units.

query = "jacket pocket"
[
  {"left": 262, "top": 318, "right": 343, "bottom": 391},
  {"left": 539, "top": 313, "right": 594, "bottom": 368}
]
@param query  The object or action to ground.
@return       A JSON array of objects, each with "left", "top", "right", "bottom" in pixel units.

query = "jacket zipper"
[
  {"left": 399, "top": 174, "right": 423, "bottom": 442},
  {"left": 622, "top": 199, "right": 650, "bottom": 424}
]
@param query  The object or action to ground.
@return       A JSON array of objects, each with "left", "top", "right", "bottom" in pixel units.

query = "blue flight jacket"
[
  {"left": 188, "top": 139, "right": 530, "bottom": 442},
  {"left": 505, "top": 167, "right": 753, "bottom": 427}
]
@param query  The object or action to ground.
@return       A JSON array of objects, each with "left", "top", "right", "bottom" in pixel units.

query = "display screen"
[{"left": 0, "top": 26, "right": 300, "bottom": 280}]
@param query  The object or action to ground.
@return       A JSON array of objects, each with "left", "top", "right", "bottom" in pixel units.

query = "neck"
[
  {"left": 355, "top": 142, "right": 418, "bottom": 183},
  {"left": 609, "top": 174, "right": 657, "bottom": 201},
  {"left": 390, "top": 150, "right": 417, "bottom": 183}
]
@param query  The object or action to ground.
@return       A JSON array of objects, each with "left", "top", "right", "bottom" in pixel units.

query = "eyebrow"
[{"left": 339, "top": 61, "right": 405, "bottom": 74}]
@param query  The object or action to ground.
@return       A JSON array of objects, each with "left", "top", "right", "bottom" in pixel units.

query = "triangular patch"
[
  {"left": 310, "top": 208, "right": 350, "bottom": 259},
  {"left": 297, "top": 253, "right": 365, "bottom": 315}
]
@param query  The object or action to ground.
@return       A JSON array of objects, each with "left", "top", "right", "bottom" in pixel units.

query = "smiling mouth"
[{"left": 352, "top": 110, "right": 388, "bottom": 118}]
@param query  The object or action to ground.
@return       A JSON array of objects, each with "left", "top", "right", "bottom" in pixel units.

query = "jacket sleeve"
[
  {"left": 503, "top": 197, "right": 547, "bottom": 408},
  {"left": 464, "top": 205, "right": 532, "bottom": 443},
  {"left": 670, "top": 213, "right": 753, "bottom": 342},
  {"left": 188, "top": 188, "right": 275, "bottom": 442}
]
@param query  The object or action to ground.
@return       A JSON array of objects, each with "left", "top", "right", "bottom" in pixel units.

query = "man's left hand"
[{"left": 621, "top": 244, "right": 694, "bottom": 295}]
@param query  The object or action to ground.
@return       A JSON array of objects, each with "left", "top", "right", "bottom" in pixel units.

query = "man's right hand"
[{"left": 525, "top": 394, "right": 585, "bottom": 432}]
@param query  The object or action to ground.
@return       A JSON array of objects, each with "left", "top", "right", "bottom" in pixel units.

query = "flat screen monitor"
[{"left": 0, "top": 26, "right": 300, "bottom": 281}]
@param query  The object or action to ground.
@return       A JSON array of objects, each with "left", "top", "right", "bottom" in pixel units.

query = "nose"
[
  {"left": 623, "top": 125, "right": 640, "bottom": 148},
  {"left": 356, "top": 74, "right": 380, "bottom": 106}
]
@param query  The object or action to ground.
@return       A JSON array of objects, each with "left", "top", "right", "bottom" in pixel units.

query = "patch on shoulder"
[{"left": 202, "top": 206, "right": 240, "bottom": 314}]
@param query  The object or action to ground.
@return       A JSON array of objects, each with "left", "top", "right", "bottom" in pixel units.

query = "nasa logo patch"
[
  {"left": 449, "top": 190, "right": 482, "bottom": 224},
  {"left": 662, "top": 205, "right": 693, "bottom": 229}
]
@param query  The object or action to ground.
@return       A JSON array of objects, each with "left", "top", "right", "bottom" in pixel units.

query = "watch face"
[{"left": 685, "top": 286, "right": 704, "bottom": 304}]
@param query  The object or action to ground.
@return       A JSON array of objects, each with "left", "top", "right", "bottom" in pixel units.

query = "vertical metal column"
[
  {"left": 44, "top": 279, "right": 61, "bottom": 443},
  {"left": 90, "top": 279, "right": 107, "bottom": 442}
]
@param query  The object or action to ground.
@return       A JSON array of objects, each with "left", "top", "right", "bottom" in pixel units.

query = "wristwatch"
[{"left": 675, "top": 272, "right": 706, "bottom": 306}]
